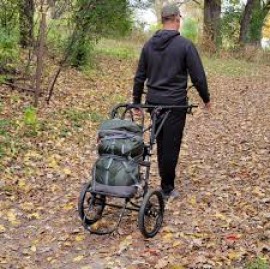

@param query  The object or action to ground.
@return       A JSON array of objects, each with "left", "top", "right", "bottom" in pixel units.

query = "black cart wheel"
[
  {"left": 78, "top": 182, "right": 106, "bottom": 225},
  {"left": 138, "top": 190, "right": 164, "bottom": 238}
]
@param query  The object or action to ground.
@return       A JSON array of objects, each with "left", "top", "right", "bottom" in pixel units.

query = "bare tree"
[{"left": 34, "top": 1, "right": 47, "bottom": 107}]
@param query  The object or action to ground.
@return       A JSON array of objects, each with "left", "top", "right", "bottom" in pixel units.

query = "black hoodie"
[{"left": 133, "top": 30, "right": 210, "bottom": 105}]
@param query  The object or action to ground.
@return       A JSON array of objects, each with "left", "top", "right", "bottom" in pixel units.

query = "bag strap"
[
  {"left": 104, "top": 157, "right": 113, "bottom": 185},
  {"left": 122, "top": 161, "right": 139, "bottom": 185}
]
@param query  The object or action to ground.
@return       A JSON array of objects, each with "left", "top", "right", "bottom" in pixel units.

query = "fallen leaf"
[
  {"left": 155, "top": 259, "right": 168, "bottom": 269},
  {"left": 63, "top": 202, "right": 74, "bottom": 210},
  {"left": 73, "top": 255, "right": 84, "bottom": 262},
  {"left": 172, "top": 241, "right": 181, "bottom": 248},
  {"left": 228, "top": 251, "right": 242, "bottom": 260},
  {"left": 170, "top": 266, "right": 185, "bottom": 269},
  {"left": 20, "top": 202, "right": 35, "bottom": 212},
  {"left": 225, "top": 234, "right": 241, "bottom": 241},
  {"left": 63, "top": 168, "right": 72, "bottom": 175},
  {"left": 27, "top": 212, "right": 40, "bottom": 220},
  {"left": 7, "top": 210, "right": 19, "bottom": 225},
  {"left": 0, "top": 225, "right": 6, "bottom": 233},
  {"left": 118, "top": 235, "right": 133, "bottom": 254},
  {"left": 163, "top": 233, "right": 173, "bottom": 241},
  {"left": 189, "top": 196, "right": 197, "bottom": 206},
  {"left": 75, "top": 234, "right": 85, "bottom": 242}
]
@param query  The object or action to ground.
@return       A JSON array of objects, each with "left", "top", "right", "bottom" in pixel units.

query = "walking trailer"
[{"left": 78, "top": 102, "right": 197, "bottom": 238}]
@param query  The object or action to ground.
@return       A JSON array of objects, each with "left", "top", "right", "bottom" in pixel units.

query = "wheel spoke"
[
  {"left": 138, "top": 190, "right": 164, "bottom": 238},
  {"left": 78, "top": 183, "right": 106, "bottom": 225}
]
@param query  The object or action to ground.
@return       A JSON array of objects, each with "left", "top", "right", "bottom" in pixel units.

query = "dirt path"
[{"left": 0, "top": 56, "right": 270, "bottom": 269}]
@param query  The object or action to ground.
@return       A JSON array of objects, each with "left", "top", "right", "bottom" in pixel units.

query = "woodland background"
[{"left": 0, "top": 0, "right": 270, "bottom": 268}]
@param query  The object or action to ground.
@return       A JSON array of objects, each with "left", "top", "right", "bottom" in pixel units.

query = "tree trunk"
[
  {"left": 203, "top": 0, "right": 221, "bottom": 50},
  {"left": 18, "top": 0, "right": 35, "bottom": 48},
  {"left": 251, "top": 0, "right": 270, "bottom": 43},
  {"left": 239, "top": 0, "right": 258, "bottom": 45},
  {"left": 34, "top": 5, "right": 47, "bottom": 107}
]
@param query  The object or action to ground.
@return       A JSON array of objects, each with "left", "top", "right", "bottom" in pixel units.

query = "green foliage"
[
  {"left": 0, "top": 119, "right": 14, "bottom": 158},
  {"left": 64, "top": 108, "right": 90, "bottom": 122},
  {"left": 148, "top": 23, "right": 162, "bottom": 34},
  {"left": 0, "top": 0, "right": 19, "bottom": 34},
  {"left": 69, "top": 37, "right": 95, "bottom": 67},
  {"left": 0, "top": 75, "right": 6, "bottom": 83},
  {"left": 63, "top": 108, "right": 104, "bottom": 128},
  {"left": 24, "top": 106, "right": 38, "bottom": 126},
  {"left": 181, "top": 18, "right": 199, "bottom": 44},
  {"left": 60, "top": 127, "right": 72, "bottom": 138},
  {"left": 227, "top": 0, "right": 270, "bottom": 45},
  {"left": 47, "top": 18, "right": 71, "bottom": 56},
  {"left": 0, "top": 1, "right": 20, "bottom": 69},
  {"left": 23, "top": 106, "right": 39, "bottom": 136},
  {"left": 202, "top": 56, "right": 265, "bottom": 77},
  {"left": 0, "top": 28, "right": 19, "bottom": 69},
  {"left": 249, "top": 2, "right": 268, "bottom": 43},
  {"left": 0, "top": 119, "right": 10, "bottom": 136},
  {"left": 74, "top": 0, "right": 132, "bottom": 38},
  {"left": 0, "top": 98, "right": 3, "bottom": 112},
  {"left": 68, "top": 0, "right": 133, "bottom": 67},
  {"left": 219, "top": 1, "right": 269, "bottom": 47},
  {"left": 112, "top": 93, "right": 127, "bottom": 103},
  {"left": 220, "top": 9, "right": 242, "bottom": 49},
  {"left": 97, "top": 45, "right": 134, "bottom": 59},
  {"left": 95, "top": 39, "right": 138, "bottom": 59},
  {"left": 246, "top": 257, "right": 270, "bottom": 269},
  {"left": 89, "top": 111, "right": 104, "bottom": 123},
  {"left": 0, "top": 0, "right": 135, "bottom": 70}
]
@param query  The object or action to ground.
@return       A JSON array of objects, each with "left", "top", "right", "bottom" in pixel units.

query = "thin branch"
[{"left": 3, "top": 82, "right": 35, "bottom": 93}]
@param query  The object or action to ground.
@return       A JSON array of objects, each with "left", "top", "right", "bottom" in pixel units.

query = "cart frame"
[{"left": 78, "top": 102, "right": 197, "bottom": 238}]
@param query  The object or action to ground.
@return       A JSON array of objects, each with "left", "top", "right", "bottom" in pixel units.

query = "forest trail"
[{"left": 0, "top": 55, "right": 270, "bottom": 269}]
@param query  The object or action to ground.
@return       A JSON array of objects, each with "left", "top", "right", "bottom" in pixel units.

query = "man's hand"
[
  {"left": 132, "top": 108, "right": 142, "bottom": 116},
  {"left": 204, "top": 101, "right": 211, "bottom": 111},
  {"left": 131, "top": 100, "right": 142, "bottom": 117}
]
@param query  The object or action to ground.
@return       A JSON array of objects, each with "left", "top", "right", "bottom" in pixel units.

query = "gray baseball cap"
[{"left": 161, "top": 4, "right": 181, "bottom": 18}]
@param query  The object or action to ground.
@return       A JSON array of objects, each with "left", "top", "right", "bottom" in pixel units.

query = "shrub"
[
  {"left": 46, "top": 18, "right": 71, "bottom": 57},
  {"left": 0, "top": 28, "right": 19, "bottom": 70},
  {"left": 220, "top": 9, "right": 242, "bottom": 49},
  {"left": 23, "top": 106, "right": 39, "bottom": 136},
  {"left": 68, "top": 36, "right": 95, "bottom": 67},
  {"left": 181, "top": 17, "right": 199, "bottom": 44},
  {"left": 246, "top": 257, "right": 269, "bottom": 269}
]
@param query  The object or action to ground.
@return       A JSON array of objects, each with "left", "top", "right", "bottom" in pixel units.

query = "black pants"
[{"left": 155, "top": 109, "right": 187, "bottom": 193}]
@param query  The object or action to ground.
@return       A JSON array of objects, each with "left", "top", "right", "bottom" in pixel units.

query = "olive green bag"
[{"left": 92, "top": 119, "right": 144, "bottom": 198}]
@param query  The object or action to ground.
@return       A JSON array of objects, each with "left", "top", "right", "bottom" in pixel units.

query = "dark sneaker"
[
  {"left": 159, "top": 188, "right": 180, "bottom": 200},
  {"left": 167, "top": 189, "right": 180, "bottom": 199}
]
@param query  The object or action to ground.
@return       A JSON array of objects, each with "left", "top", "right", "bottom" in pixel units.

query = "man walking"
[{"left": 133, "top": 4, "right": 211, "bottom": 198}]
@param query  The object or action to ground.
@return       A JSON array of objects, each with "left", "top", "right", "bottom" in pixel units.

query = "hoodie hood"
[{"left": 150, "top": 30, "right": 180, "bottom": 51}]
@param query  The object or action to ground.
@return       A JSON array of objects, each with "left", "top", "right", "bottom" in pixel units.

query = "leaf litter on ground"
[{"left": 0, "top": 54, "right": 270, "bottom": 268}]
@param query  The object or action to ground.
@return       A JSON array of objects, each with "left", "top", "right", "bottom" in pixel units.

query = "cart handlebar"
[{"left": 110, "top": 103, "right": 198, "bottom": 119}]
